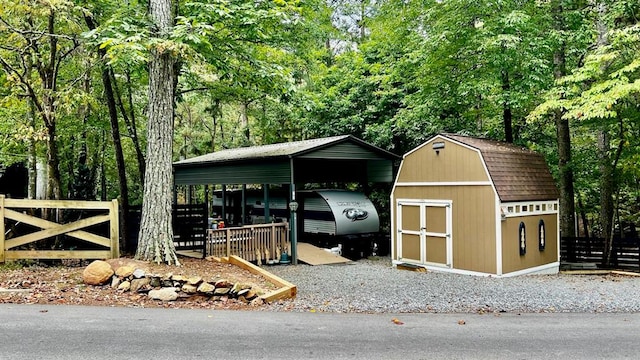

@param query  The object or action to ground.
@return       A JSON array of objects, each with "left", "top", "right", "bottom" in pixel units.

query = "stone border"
[{"left": 208, "top": 255, "right": 297, "bottom": 302}]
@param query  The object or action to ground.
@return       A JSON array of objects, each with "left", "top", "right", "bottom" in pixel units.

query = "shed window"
[
  {"left": 538, "top": 220, "right": 546, "bottom": 251},
  {"left": 519, "top": 222, "right": 526, "bottom": 256}
]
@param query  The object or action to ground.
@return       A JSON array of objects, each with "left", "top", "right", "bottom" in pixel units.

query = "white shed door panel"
[{"left": 396, "top": 199, "right": 452, "bottom": 268}]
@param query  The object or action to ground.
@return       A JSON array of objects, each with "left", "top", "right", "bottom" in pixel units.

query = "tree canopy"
[{"left": 0, "top": 0, "right": 638, "bottom": 264}]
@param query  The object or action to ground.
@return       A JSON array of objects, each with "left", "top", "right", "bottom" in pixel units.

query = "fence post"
[
  {"left": 110, "top": 199, "right": 120, "bottom": 259},
  {"left": 271, "top": 223, "right": 276, "bottom": 260},
  {"left": 226, "top": 228, "right": 231, "bottom": 257},
  {"left": 0, "top": 195, "right": 5, "bottom": 263}
]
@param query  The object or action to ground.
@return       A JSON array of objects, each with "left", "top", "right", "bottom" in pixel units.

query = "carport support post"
[
  {"left": 289, "top": 199, "right": 298, "bottom": 265},
  {"left": 0, "top": 195, "right": 5, "bottom": 263},
  {"left": 241, "top": 184, "right": 246, "bottom": 225},
  {"left": 289, "top": 157, "right": 298, "bottom": 265},
  {"left": 221, "top": 185, "right": 227, "bottom": 225},
  {"left": 263, "top": 184, "right": 270, "bottom": 222}
]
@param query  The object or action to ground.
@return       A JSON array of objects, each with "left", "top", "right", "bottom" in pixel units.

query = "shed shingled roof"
[{"left": 442, "top": 134, "right": 559, "bottom": 202}]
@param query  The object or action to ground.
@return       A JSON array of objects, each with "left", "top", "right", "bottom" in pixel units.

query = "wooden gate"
[{"left": 0, "top": 195, "right": 119, "bottom": 262}]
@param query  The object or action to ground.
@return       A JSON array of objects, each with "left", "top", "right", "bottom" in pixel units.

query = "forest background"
[{"left": 0, "top": 0, "right": 638, "bottom": 264}]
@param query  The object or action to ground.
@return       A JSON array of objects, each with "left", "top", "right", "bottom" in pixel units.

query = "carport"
[{"left": 173, "top": 135, "right": 400, "bottom": 264}]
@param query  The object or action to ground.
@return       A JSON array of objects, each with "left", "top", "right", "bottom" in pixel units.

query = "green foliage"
[{"left": 0, "top": 0, "right": 637, "bottom": 237}]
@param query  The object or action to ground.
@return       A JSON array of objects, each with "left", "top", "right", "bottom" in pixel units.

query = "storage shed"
[{"left": 391, "top": 134, "right": 560, "bottom": 276}]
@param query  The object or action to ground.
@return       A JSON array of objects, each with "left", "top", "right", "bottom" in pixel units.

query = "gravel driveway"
[{"left": 265, "top": 257, "right": 640, "bottom": 313}]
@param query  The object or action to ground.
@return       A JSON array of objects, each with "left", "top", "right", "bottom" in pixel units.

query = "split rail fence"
[{"left": 0, "top": 195, "right": 119, "bottom": 263}]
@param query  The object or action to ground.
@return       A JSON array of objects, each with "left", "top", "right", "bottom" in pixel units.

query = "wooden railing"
[
  {"left": 0, "top": 195, "right": 119, "bottom": 263},
  {"left": 207, "top": 223, "right": 289, "bottom": 263}
]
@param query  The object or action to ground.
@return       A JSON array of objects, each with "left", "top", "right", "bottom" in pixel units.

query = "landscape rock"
[
  {"left": 250, "top": 298, "right": 264, "bottom": 306},
  {"left": 148, "top": 287, "right": 178, "bottom": 301},
  {"left": 170, "top": 275, "right": 185, "bottom": 282},
  {"left": 130, "top": 278, "right": 150, "bottom": 293},
  {"left": 245, "top": 290, "right": 258, "bottom": 300},
  {"left": 149, "top": 276, "right": 161, "bottom": 288},
  {"left": 117, "top": 281, "right": 131, "bottom": 291},
  {"left": 78, "top": 261, "right": 268, "bottom": 305},
  {"left": 161, "top": 273, "right": 173, "bottom": 281},
  {"left": 136, "top": 284, "right": 152, "bottom": 294},
  {"left": 214, "top": 279, "right": 232, "bottom": 288},
  {"left": 197, "top": 282, "right": 215, "bottom": 294},
  {"left": 230, "top": 283, "right": 251, "bottom": 295},
  {"left": 181, "top": 284, "right": 198, "bottom": 294},
  {"left": 187, "top": 276, "right": 202, "bottom": 286},
  {"left": 132, "top": 269, "right": 146, "bottom": 279},
  {"left": 111, "top": 277, "right": 121, "bottom": 289},
  {"left": 83, "top": 260, "right": 115, "bottom": 285},
  {"left": 214, "top": 287, "right": 230, "bottom": 296},
  {"left": 115, "top": 266, "right": 134, "bottom": 278}
]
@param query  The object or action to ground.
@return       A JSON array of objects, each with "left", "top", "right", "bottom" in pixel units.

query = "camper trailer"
[
  {"left": 209, "top": 188, "right": 383, "bottom": 258},
  {"left": 299, "top": 190, "right": 381, "bottom": 258}
]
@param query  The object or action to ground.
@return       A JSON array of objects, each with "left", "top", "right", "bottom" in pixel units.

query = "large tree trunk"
[
  {"left": 598, "top": 131, "right": 615, "bottom": 265},
  {"left": 45, "top": 121, "right": 62, "bottom": 199},
  {"left": 113, "top": 68, "right": 146, "bottom": 184},
  {"left": 552, "top": 2, "right": 576, "bottom": 239},
  {"left": 27, "top": 88, "right": 38, "bottom": 200},
  {"left": 593, "top": 1, "right": 617, "bottom": 266},
  {"left": 555, "top": 109, "right": 576, "bottom": 238},
  {"left": 136, "top": 0, "right": 179, "bottom": 265},
  {"left": 24, "top": 55, "right": 38, "bottom": 200},
  {"left": 84, "top": 15, "right": 131, "bottom": 253},
  {"left": 501, "top": 69, "right": 513, "bottom": 143},
  {"left": 240, "top": 102, "right": 250, "bottom": 143}
]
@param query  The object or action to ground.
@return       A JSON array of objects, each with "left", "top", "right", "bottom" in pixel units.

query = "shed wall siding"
[
  {"left": 501, "top": 214, "right": 559, "bottom": 273},
  {"left": 393, "top": 185, "right": 497, "bottom": 274},
  {"left": 397, "top": 139, "right": 489, "bottom": 183}
]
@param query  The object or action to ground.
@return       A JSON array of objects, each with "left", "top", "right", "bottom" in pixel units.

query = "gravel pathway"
[{"left": 264, "top": 257, "right": 640, "bottom": 313}]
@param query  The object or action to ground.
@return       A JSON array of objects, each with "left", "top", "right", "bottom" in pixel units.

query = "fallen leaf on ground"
[{"left": 391, "top": 318, "right": 404, "bottom": 325}]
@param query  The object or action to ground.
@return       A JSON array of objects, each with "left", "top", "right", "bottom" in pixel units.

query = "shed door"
[{"left": 396, "top": 200, "right": 452, "bottom": 268}]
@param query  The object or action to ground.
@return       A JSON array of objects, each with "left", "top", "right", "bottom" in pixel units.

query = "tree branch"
[{"left": 178, "top": 87, "right": 211, "bottom": 95}]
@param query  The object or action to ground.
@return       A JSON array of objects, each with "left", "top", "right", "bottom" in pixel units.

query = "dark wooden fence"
[
  {"left": 561, "top": 236, "right": 640, "bottom": 271},
  {"left": 173, "top": 204, "right": 207, "bottom": 256},
  {"left": 127, "top": 204, "right": 207, "bottom": 257}
]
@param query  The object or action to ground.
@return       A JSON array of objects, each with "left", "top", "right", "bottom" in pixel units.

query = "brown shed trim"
[{"left": 439, "top": 134, "right": 559, "bottom": 202}]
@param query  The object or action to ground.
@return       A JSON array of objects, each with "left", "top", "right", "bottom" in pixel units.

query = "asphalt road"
[{"left": 1, "top": 304, "right": 640, "bottom": 359}]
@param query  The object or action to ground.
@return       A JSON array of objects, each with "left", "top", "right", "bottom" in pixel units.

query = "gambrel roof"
[{"left": 442, "top": 134, "right": 559, "bottom": 202}]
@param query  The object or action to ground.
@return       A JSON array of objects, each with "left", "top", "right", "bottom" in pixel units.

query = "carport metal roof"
[
  {"left": 173, "top": 135, "right": 401, "bottom": 186},
  {"left": 173, "top": 135, "right": 400, "bottom": 266}
]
